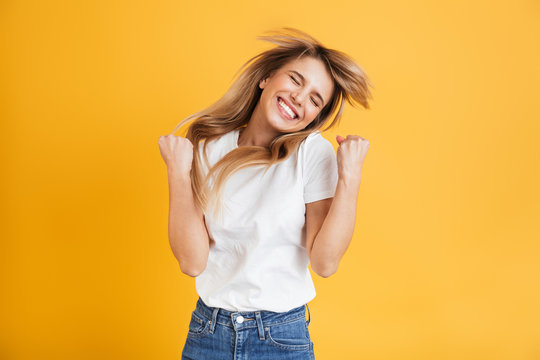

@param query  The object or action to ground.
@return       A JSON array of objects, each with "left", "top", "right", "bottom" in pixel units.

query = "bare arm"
[
  {"left": 306, "top": 178, "right": 359, "bottom": 277},
  {"left": 159, "top": 134, "right": 211, "bottom": 277},
  {"left": 306, "top": 134, "right": 369, "bottom": 278},
  {"left": 167, "top": 170, "right": 210, "bottom": 278}
]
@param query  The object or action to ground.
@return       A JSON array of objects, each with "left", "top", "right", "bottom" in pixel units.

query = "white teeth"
[{"left": 278, "top": 98, "right": 296, "bottom": 119}]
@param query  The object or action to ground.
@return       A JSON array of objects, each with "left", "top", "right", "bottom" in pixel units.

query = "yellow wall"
[{"left": 1, "top": 0, "right": 539, "bottom": 359}]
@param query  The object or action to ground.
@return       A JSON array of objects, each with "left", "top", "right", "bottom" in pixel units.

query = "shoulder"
[
  {"left": 199, "top": 130, "right": 235, "bottom": 153},
  {"left": 301, "top": 130, "right": 335, "bottom": 155},
  {"left": 305, "top": 129, "right": 323, "bottom": 143},
  {"left": 197, "top": 132, "right": 235, "bottom": 172}
]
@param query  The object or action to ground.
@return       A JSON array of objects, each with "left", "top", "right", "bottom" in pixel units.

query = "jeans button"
[{"left": 236, "top": 315, "right": 244, "bottom": 323}]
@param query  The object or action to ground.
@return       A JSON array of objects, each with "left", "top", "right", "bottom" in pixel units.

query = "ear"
[{"left": 259, "top": 77, "right": 268, "bottom": 89}]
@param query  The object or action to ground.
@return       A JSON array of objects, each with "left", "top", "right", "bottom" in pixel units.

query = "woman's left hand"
[{"left": 336, "top": 135, "right": 370, "bottom": 186}]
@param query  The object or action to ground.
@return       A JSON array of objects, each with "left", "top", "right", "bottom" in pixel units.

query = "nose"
[{"left": 291, "top": 90, "right": 305, "bottom": 106}]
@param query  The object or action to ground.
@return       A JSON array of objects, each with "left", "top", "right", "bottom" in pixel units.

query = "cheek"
[{"left": 305, "top": 108, "right": 320, "bottom": 122}]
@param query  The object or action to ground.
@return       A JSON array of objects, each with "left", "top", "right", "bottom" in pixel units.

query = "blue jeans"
[{"left": 181, "top": 297, "right": 315, "bottom": 360}]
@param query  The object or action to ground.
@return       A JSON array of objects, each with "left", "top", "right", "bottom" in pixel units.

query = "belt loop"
[
  {"left": 305, "top": 303, "right": 311, "bottom": 326},
  {"left": 255, "top": 311, "right": 265, "bottom": 340},
  {"left": 209, "top": 307, "right": 219, "bottom": 334}
]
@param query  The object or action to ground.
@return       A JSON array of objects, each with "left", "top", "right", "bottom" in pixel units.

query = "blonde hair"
[{"left": 170, "top": 27, "right": 374, "bottom": 222}]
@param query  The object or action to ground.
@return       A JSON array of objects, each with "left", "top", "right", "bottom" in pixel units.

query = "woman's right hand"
[{"left": 158, "top": 134, "right": 194, "bottom": 177}]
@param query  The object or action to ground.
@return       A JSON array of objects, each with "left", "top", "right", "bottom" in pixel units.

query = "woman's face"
[{"left": 258, "top": 56, "right": 334, "bottom": 134}]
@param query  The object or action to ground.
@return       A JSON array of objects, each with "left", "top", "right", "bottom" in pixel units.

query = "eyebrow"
[{"left": 290, "top": 70, "right": 326, "bottom": 106}]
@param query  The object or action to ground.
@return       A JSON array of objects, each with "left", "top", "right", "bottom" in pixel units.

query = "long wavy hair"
[{"left": 170, "top": 27, "right": 374, "bottom": 222}]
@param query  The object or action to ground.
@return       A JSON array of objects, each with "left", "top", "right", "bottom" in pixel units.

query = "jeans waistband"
[{"left": 194, "top": 296, "right": 311, "bottom": 336}]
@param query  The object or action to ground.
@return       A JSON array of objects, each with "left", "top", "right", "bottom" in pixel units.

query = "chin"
[{"left": 277, "top": 123, "right": 301, "bottom": 134}]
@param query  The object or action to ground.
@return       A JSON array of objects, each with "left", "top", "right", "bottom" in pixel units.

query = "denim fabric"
[{"left": 181, "top": 297, "right": 315, "bottom": 360}]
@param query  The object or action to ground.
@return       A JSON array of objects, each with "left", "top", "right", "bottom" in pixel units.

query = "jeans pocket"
[
  {"left": 265, "top": 317, "right": 312, "bottom": 351},
  {"left": 187, "top": 311, "right": 210, "bottom": 339}
]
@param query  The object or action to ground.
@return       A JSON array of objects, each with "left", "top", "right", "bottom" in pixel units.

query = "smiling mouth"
[{"left": 277, "top": 97, "right": 298, "bottom": 120}]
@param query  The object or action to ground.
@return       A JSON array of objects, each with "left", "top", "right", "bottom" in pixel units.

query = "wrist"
[
  {"left": 167, "top": 167, "right": 191, "bottom": 182},
  {"left": 337, "top": 175, "right": 361, "bottom": 191}
]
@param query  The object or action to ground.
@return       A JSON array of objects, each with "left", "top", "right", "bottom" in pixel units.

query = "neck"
[{"left": 237, "top": 102, "right": 280, "bottom": 148}]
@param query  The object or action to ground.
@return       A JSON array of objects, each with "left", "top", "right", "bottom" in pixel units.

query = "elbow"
[
  {"left": 170, "top": 240, "right": 209, "bottom": 278},
  {"left": 182, "top": 269, "right": 202, "bottom": 278},
  {"left": 317, "top": 266, "right": 338, "bottom": 278},
  {"left": 179, "top": 256, "right": 208, "bottom": 278},
  {"left": 311, "top": 261, "right": 338, "bottom": 278},
  {"left": 180, "top": 262, "right": 206, "bottom": 278}
]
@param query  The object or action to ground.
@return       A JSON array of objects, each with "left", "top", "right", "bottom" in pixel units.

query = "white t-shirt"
[{"left": 195, "top": 128, "right": 338, "bottom": 312}]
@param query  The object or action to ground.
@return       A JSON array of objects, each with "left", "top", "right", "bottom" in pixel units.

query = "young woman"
[{"left": 158, "top": 28, "right": 373, "bottom": 359}]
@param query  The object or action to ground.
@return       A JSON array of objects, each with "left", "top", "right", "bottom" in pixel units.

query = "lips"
[{"left": 277, "top": 97, "right": 299, "bottom": 120}]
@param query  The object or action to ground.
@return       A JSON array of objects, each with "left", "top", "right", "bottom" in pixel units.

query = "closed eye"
[{"left": 290, "top": 75, "right": 320, "bottom": 107}]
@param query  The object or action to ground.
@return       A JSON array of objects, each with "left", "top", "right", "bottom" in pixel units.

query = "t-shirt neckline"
[{"left": 232, "top": 128, "right": 319, "bottom": 151}]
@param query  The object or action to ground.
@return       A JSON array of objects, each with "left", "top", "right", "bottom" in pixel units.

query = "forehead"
[{"left": 280, "top": 57, "right": 334, "bottom": 100}]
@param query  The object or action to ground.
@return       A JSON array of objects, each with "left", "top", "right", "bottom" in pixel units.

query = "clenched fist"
[
  {"left": 158, "top": 134, "right": 194, "bottom": 177},
  {"left": 335, "top": 135, "right": 370, "bottom": 186}
]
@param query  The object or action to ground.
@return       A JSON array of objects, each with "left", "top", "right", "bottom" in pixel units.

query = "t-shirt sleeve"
[{"left": 303, "top": 134, "right": 339, "bottom": 203}]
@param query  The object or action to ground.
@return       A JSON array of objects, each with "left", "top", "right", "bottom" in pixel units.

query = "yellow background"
[{"left": 1, "top": 0, "right": 539, "bottom": 359}]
